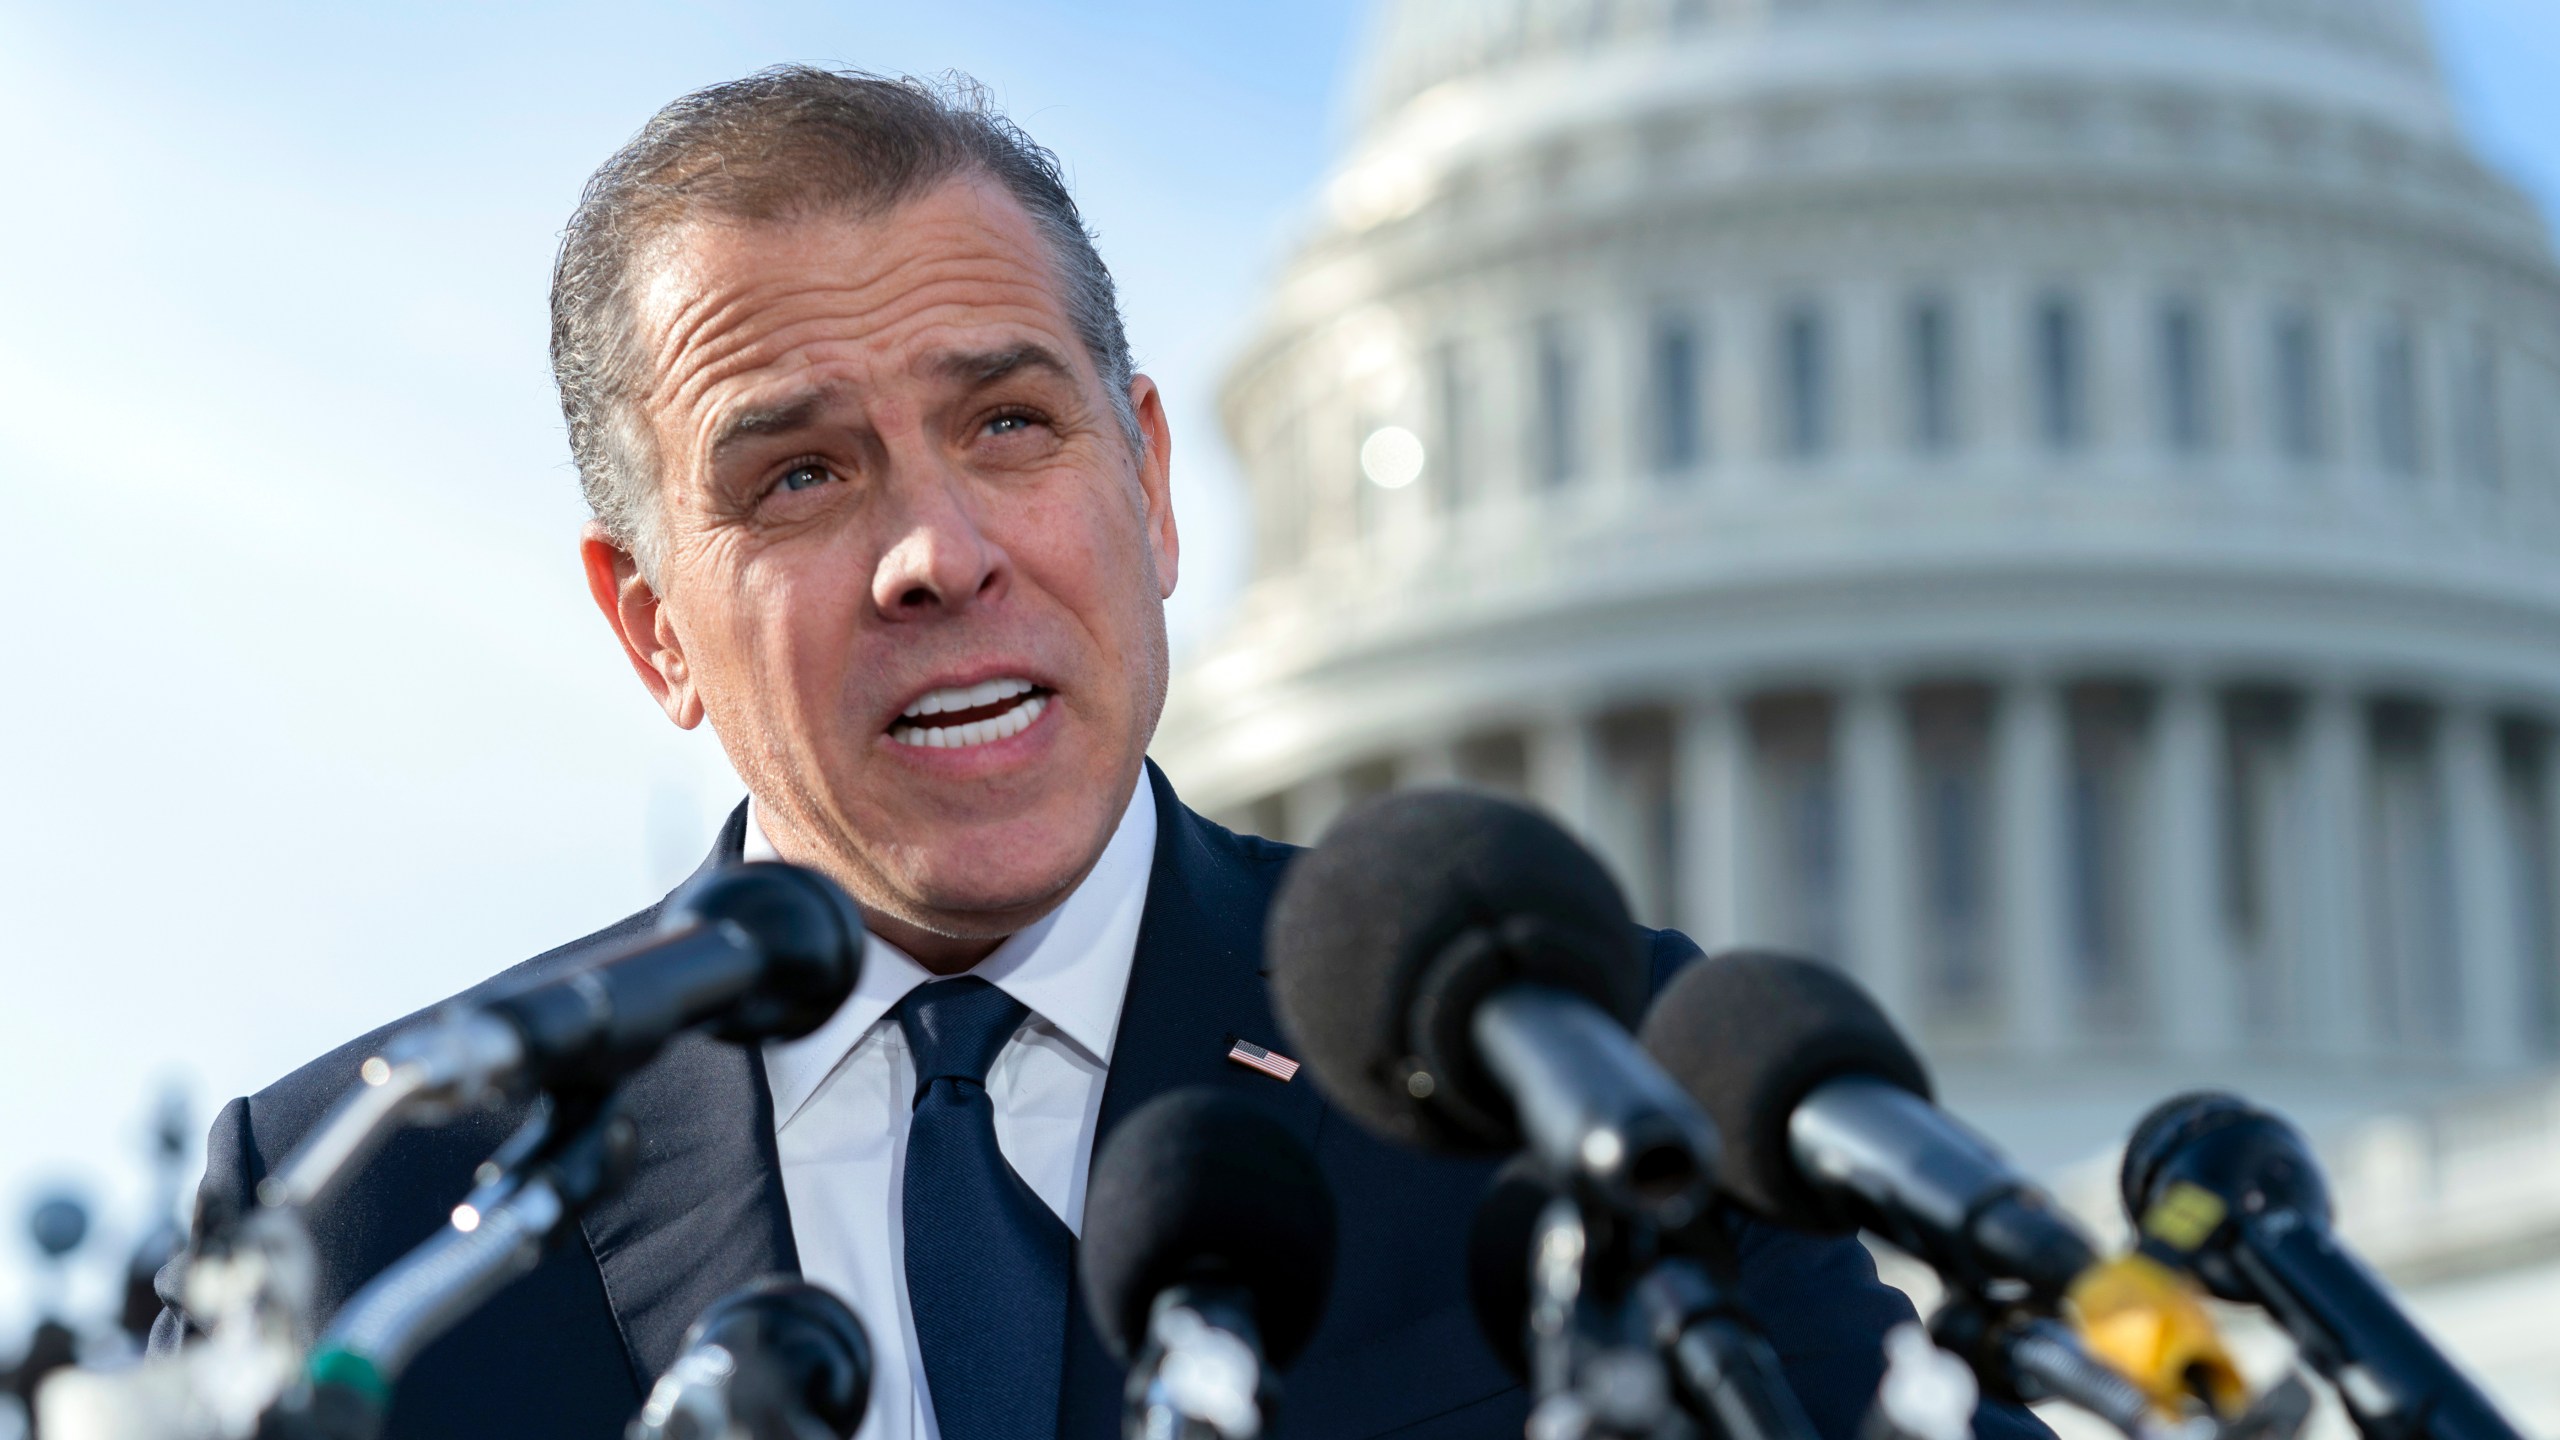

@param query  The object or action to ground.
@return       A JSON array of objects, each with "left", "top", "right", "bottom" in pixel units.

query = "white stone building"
[{"left": 1154, "top": 0, "right": 2560, "bottom": 1424}]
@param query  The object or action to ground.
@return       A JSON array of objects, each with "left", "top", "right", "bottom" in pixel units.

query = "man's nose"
[{"left": 871, "top": 471, "right": 1008, "bottom": 619}]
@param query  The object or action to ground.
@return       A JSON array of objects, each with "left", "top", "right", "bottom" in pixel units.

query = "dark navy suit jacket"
[{"left": 159, "top": 765, "right": 2051, "bottom": 1440}]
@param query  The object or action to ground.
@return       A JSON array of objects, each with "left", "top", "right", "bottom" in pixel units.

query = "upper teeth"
[
  {"left": 901, "top": 677, "right": 1034, "bottom": 719},
  {"left": 891, "top": 692, "right": 1046, "bottom": 750}
]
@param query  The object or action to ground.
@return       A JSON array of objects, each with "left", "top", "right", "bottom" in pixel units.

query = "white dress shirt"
[{"left": 748, "top": 777, "right": 1156, "bottom": 1440}]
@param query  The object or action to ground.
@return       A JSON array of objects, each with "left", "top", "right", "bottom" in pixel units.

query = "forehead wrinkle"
[
  {"left": 647, "top": 272, "right": 865, "bottom": 410},
  {"left": 636, "top": 176, "right": 1063, "bottom": 360},
  {"left": 668, "top": 280, "right": 1079, "bottom": 439},
  {"left": 641, "top": 216, "right": 1089, "bottom": 457},
  {"left": 653, "top": 224, "right": 1041, "bottom": 373}
]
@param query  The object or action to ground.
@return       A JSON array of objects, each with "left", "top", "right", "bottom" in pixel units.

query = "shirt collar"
[{"left": 753, "top": 774, "right": 1158, "bottom": 1129}]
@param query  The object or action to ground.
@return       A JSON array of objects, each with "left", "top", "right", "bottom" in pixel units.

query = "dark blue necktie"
[{"left": 896, "top": 977, "right": 1071, "bottom": 1440}]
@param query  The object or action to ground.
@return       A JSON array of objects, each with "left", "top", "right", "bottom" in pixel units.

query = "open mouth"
[{"left": 888, "top": 677, "right": 1053, "bottom": 750}]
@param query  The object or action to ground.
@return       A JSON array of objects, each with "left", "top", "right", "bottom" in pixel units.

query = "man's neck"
[
  {"left": 862, "top": 910, "right": 1006, "bottom": 977},
  {"left": 736, "top": 771, "right": 1149, "bottom": 978}
]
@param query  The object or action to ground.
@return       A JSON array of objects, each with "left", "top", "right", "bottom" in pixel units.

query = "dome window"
[
  {"left": 1650, "top": 313, "right": 1707, "bottom": 476},
  {"left": 2372, "top": 315, "right": 2423, "bottom": 478},
  {"left": 2035, "top": 294, "right": 2088, "bottom": 453},
  {"left": 1776, "top": 302, "right": 1831, "bottom": 462},
  {"left": 2272, "top": 308, "right": 2326, "bottom": 464},
  {"left": 1906, "top": 296, "right": 1959, "bottom": 455},
  {"left": 2158, "top": 299, "right": 2212, "bottom": 456}
]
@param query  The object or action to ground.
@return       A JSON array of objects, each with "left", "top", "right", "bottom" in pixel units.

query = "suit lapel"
[
  {"left": 579, "top": 804, "right": 805, "bottom": 1386},
  {"left": 1057, "top": 763, "right": 1326, "bottom": 1439},
  {"left": 1094, "top": 765, "right": 1322, "bottom": 1142}
]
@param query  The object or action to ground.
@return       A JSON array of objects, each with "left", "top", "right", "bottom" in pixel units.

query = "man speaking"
[{"left": 157, "top": 68, "right": 2044, "bottom": 1440}]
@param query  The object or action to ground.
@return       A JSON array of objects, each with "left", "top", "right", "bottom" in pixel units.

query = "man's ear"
[
  {"left": 1128, "top": 373, "right": 1179, "bottom": 598},
  {"left": 580, "top": 522, "right": 705, "bottom": 729}
]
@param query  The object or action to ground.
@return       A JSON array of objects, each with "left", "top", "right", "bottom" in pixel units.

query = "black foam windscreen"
[
  {"left": 684, "top": 1277, "right": 873, "bottom": 1439},
  {"left": 669, "top": 862, "right": 868, "bottom": 1045},
  {"left": 1266, "top": 788, "right": 1646, "bottom": 1151},
  {"left": 1464, "top": 1156, "right": 1551, "bottom": 1383},
  {"left": 1636, "top": 950, "right": 1933, "bottom": 1230},
  {"left": 1079, "top": 1088, "right": 1338, "bottom": 1370},
  {"left": 2118, "top": 1091, "right": 2252, "bottom": 1222},
  {"left": 2121, "top": 1090, "right": 2333, "bottom": 1238}
]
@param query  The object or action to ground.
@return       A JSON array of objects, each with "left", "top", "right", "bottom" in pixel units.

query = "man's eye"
[
  {"left": 986, "top": 413, "right": 1033, "bottom": 437},
  {"left": 776, "top": 463, "right": 836, "bottom": 493}
]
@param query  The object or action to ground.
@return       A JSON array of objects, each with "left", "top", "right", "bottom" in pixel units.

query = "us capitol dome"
[{"left": 1156, "top": 0, "right": 2560, "bottom": 1414}]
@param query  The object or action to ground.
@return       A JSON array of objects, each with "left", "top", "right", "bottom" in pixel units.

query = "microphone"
[
  {"left": 1638, "top": 951, "right": 2252, "bottom": 1429},
  {"left": 2120, "top": 1093, "right": 2524, "bottom": 1440},
  {"left": 629, "top": 1278, "right": 874, "bottom": 1440},
  {"left": 1635, "top": 949, "right": 2092, "bottom": 1301},
  {"left": 265, "top": 861, "right": 866, "bottom": 1212},
  {"left": 1080, "top": 1088, "right": 1337, "bottom": 1440},
  {"left": 1266, "top": 789, "right": 1717, "bottom": 1225},
  {"left": 477, "top": 858, "right": 864, "bottom": 1082}
]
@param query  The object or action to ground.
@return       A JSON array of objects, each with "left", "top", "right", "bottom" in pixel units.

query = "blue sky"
[{"left": 1, "top": 0, "right": 2555, "bottom": 1344}]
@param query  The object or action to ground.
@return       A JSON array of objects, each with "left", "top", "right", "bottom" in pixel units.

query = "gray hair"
[{"left": 549, "top": 66, "right": 1140, "bottom": 579}]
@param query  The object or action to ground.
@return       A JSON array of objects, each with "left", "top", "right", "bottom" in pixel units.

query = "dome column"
[
  {"left": 2092, "top": 279, "right": 2149, "bottom": 470},
  {"left": 1837, "top": 281, "right": 1895, "bottom": 465},
  {"left": 2542, "top": 728, "right": 2560, "bottom": 1056},
  {"left": 1676, "top": 695, "right": 1752, "bottom": 951},
  {"left": 1586, "top": 305, "right": 1645, "bottom": 504},
  {"left": 1843, "top": 677, "right": 1919, "bottom": 1022},
  {"left": 1529, "top": 710, "right": 1604, "bottom": 850},
  {"left": 1997, "top": 674, "right": 2073, "bottom": 1056},
  {"left": 2149, "top": 674, "right": 2236, "bottom": 1055},
  {"left": 1710, "top": 292, "right": 1766, "bottom": 495},
  {"left": 1285, "top": 769, "right": 1353, "bottom": 847},
  {"left": 1484, "top": 324, "right": 1537, "bottom": 506},
  {"left": 1973, "top": 276, "right": 2032, "bottom": 467},
  {"left": 2445, "top": 701, "right": 2531, "bottom": 1070},
  {"left": 2302, "top": 685, "right": 2374, "bottom": 1059},
  {"left": 1397, "top": 738, "right": 1463, "bottom": 788}
]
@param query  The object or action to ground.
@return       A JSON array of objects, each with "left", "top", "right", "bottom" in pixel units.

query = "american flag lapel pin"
[{"left": 1226, "top": 1037, "right": 1301, "bottom": 1082}]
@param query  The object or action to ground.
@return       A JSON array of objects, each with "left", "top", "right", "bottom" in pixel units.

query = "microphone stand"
[
  {"left": 54, "top": 1010, "right": 544, "bottom": 1439},
  {"left": 262, "top": 1096, "right": 637, "bottom": 1440},
  {"left": 37, "top": 1096, "right": 635, "bottom": 1440},
  {"left": 1930, "top": 1298, "right": 2188, "bottom": 1440},
  {"left": 1122, "top": 1287, "right": 1277, "bottom": 1440},
  {"left": 256, "top": 1012, "right": 531, "bottom": 1217},
  {"left": 1634, "top": 1258, "right": 1821, "bottom": 1440},
  {"left": 1518, "top": 1193, "right": 1819, "bottom": 1440}
]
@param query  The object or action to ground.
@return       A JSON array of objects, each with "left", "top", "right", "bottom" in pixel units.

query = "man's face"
[{"left": 584, "top": 176, "right": 1177, "bottom": 953}]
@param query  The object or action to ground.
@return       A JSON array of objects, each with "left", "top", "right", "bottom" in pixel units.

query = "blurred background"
[{"left": 4, "top": 0, "right": 2559, "bottom": 1434}]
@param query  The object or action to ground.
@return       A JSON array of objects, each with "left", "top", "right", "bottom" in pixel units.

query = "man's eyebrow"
[
  {"left": 930, "top": 343, "right": 1075, "bottom": 388},
  {"left": 710, "top": 389, "right": 835, "bottom": 458}
]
